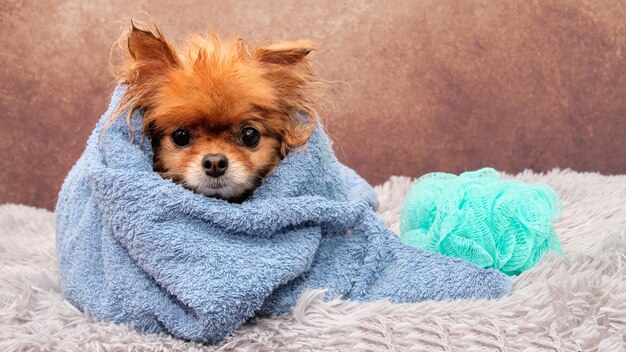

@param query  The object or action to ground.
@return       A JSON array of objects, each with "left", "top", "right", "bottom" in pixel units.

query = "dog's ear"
[
  {"left": 254, "top": 40, "right": 316, "bottom": 65},
  {"left": 255, "top": 40, "right": 320, "bottom": 157},
  {"left": 117, "top": 21, "right": 180, "bottom": 85}
]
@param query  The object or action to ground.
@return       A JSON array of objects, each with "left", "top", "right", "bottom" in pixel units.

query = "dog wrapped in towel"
[{"left": 56, "top": 87, "right": 511, "bottom": 343}]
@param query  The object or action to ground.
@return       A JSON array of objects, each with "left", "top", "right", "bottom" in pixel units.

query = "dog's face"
[
  {"left": 111, "top": 23, "right": 320, "bottom": 202},
  {"left": 145, "top": 52, "right": 288, "bottom": 201}
]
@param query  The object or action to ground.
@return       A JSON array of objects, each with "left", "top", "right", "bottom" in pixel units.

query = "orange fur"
[{"left": 108, "top": 20, "right": 322, "bottom": 201}]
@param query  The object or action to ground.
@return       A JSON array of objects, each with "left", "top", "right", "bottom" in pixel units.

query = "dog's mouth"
[
  {"left": 201, "top": 177, "right": 228, "bottom": 189},
  {"left": 185, "top": 172, "right": 252, "bottom": 201},
  {"left": 178, "top": 161, "right": 271, "bottom": 202},
  {"left": 204, "top": 184, "right": 224, "bottom": 190}
]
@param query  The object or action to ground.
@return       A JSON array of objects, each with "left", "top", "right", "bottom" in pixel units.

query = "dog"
[{"left": 108, "top": 20, "right": 322, "bottom": 202}]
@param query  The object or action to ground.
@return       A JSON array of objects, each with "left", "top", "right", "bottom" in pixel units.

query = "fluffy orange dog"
[{"left": 109, "top": 21, "right": 321, "bottom": 202}]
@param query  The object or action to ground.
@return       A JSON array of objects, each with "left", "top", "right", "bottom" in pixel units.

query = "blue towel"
[{"left": 56, "top": 87, "right": 511, "bottom": 343}]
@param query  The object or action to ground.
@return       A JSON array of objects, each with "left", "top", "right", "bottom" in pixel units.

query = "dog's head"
[{"left": 109, "top": 21, "right": 321, "bottom": 202}]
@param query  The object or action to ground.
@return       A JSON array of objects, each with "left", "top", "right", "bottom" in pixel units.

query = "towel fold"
[{"left": 56, "top": 87, "right": 511, "bottom": 343}]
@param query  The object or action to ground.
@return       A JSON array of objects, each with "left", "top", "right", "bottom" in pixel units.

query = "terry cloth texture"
[{"left": 55, "top": 87, "right": 510, "bottom": 343}]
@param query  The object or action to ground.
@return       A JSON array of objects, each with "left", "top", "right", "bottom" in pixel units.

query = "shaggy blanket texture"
[{"left": 1, "top": 170, "right": 625, "bottom": 351}]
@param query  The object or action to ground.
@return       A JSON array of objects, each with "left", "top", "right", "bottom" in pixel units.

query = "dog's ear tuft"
[
  {"left": 255, "top": 40, "right": 316, "bottom": 65},
  {"left": 117, "top": 20, "right": 179, "bottom": 85}
]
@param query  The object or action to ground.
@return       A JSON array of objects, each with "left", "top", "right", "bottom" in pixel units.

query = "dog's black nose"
[{"left": 202, "top": 154, "right": 229, "bottom": 177}]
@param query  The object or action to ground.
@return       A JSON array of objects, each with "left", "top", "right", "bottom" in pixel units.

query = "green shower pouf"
[{"left": 400, "top": 168, "right": 562, "bottom": 276}]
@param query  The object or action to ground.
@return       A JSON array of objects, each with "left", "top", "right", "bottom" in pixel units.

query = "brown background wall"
[{"left": 1, "top": 0, "right": 625, "bottom": 210}]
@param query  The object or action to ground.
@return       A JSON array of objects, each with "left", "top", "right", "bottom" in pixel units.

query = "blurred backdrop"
[{"left": 2, "top": 0, "right": 625, "bottom": 209}]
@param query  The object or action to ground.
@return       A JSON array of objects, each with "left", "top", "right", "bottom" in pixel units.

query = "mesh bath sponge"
[{"left": 400, "top": 168, "right": 562, "bottom": 276}]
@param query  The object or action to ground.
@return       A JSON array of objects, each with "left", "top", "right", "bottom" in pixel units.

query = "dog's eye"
[
  {"left": 172, "top": 129, "right": 191, "bottom": 147},
  {"left": 241, "top": 127, "right": 260, "bottom": 148}
]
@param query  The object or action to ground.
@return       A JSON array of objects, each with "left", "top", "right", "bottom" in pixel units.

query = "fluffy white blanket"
[{"left": 1, "top": 170, "right": 624, "bottom": 351}]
